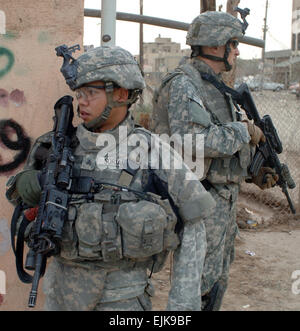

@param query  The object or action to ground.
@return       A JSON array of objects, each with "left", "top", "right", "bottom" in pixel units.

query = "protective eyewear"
[
  {"left": 75, "top": 85, "right": 106, "bottom": 101},
  {"left": 229, "top": 39, "right": 239, "bottom": 49}
]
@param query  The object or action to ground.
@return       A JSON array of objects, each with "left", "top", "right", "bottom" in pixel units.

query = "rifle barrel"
[{"left": 28, "top": 250, "right": 43, "bottom": 307}]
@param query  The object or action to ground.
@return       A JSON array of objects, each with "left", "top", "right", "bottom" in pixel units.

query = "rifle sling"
[
  {"left": 16, "top": 215, "right": 33, "bottom": 283},
  {"left": 11, "top": 204, "right": 33, "bottom": 283},
  {"left": 200, "top": 72, "right": 243, "bottom": 104}
]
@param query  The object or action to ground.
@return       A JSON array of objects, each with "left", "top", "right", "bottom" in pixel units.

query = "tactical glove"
[
  {"left": 16, "top": 170, "right": 41, "bottom": 206},
  {"left": 243, "top": 120, "right": 266, "bottom": 146},
  {"left": 252, "top": 167, "right": 279, "bottom": 190}
]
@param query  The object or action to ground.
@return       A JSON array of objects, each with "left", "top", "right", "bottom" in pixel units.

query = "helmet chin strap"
[
  {"left": 83, "top": 82, "right": 141, "bottom": 132},
  {"left": 198, "top": 41, "right": 232, "bottom": 72}
]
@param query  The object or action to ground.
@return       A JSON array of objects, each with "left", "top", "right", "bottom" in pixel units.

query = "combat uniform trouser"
[
  {"left": 43, "top": 258, "right": 152, "bottom": 311},
  {"left": 94, "top": 291, "right": 152, "bottom": 311},
  {"left": 201, "top": 183, "right": 238, "bottom": 311}
]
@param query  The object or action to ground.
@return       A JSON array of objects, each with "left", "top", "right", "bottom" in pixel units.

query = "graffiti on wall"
[
  {"left": 0, "top": 40, "right": 29, "bottom": 173},
  {"left": 0, "top": 47, "right": 14, "bottom": 79},
  {"left": 0, "top": 119, "right": 31, "bottom": 173},
  {"left": 0, "top": 88, "right": 26, "bottom": 107}
]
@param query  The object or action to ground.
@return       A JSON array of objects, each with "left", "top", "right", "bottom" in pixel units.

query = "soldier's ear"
[
  {"left": 211, "top": 45, "right": 223, "bottom": 55},
  {"left": 114, "top": 87, "right": 129, "bottom": 102}
]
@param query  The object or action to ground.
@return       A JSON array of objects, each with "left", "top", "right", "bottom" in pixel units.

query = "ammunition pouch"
[{"left": 60, "top": 188, "right": 179, "bottom": 264}]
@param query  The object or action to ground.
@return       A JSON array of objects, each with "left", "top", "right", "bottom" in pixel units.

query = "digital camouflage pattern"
[
  {"left": 167, "top": 221, "right": 207, "bottom": 310},
  {"left": 7, "top": 113, "right": 216, "bottom": 310},
  {"left": 153, "top": 57, "right": 252, "bottom": 310},
  {"left": 73, "top": 46, "right": 146, "bottom": 90},
  {"left": 186, "top": 11, "right": 244, "bottom": 47}
]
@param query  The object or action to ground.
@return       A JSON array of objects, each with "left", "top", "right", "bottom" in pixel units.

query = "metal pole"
[
  {"left": 139, "top": 0, "right": 144, "bottom": 71},
  {"left": 101, "top": 0, "right": 116, "bottom": 46},
  {"left": 261, "top": 0, "right": 268, "bottom": 89},
  {"left": 139, "top": 0, "right": 144, "bottom": 107},
  {"left": 84, "top": 9, "right": 265, "bottom": 49}
]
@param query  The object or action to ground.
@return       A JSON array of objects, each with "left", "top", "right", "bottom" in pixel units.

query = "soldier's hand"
[
  {"left": 16, "top": 170, "right": 41, "bottom": 207},
  {"left": 252, "top": 167, "right": 279, "bottom": 190},
  {"left": 243, "top": 120, "right": 266, "bottom": 145}
]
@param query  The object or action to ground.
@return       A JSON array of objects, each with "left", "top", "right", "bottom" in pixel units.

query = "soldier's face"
[
  {"left": 76, "top": 81, "right": 129, "bottom": 131},
  {"left": 76, "top": 81, "right": 107, "bottom": 123},
  {"left": 226, "top": 38, "right": 240, "bottom": 66}
]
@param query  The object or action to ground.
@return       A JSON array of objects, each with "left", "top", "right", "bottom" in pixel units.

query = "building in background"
[
  {"left": 142, "top": 35, "right": 190, "bottom": 73},
  {"left": 261, "top": 1, "right": 300, "bottom": 87}
]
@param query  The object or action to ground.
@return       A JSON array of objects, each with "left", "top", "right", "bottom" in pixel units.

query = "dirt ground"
[{"left": 151, "top": 199, "right": 300, "bottom": 311}]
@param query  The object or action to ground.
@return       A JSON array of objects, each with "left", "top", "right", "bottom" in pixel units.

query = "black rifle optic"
[{"left": 236, "top": 83, "right": 296, "bottom": 214}]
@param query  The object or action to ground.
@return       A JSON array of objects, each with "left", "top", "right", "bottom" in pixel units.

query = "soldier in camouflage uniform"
[
  {"left": 152, "top": 11, "right": 278, "bottom": 310},
  {"left": 6, "top": 46, "right": 216, "bottom": 311}
]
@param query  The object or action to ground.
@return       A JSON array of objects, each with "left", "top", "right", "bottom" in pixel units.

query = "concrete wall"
[{"left": 0, "top": 0, "right": 83, "bottom": 310}]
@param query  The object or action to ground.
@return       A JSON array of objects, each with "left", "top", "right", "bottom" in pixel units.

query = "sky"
[{"left": 83, "top": 0, "right": 293, "bottom": 60}]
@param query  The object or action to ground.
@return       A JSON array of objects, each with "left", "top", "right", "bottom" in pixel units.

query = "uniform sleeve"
[
  {"left": 167, "top": 75, "right": 251, "bottom": 159},
  {"left": 150, "top": 140, "right": 215, "bottom": 310},
  {"left": 151, "top": 135, "right": 216, "bottom": 223}
]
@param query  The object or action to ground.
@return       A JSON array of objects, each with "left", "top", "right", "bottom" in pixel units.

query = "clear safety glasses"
[
  {"left": 75, "top": 85, "right": 106, "bottom": 101},
  {"left": 229, "top": 39, "right": 239, "bottom": 49}
]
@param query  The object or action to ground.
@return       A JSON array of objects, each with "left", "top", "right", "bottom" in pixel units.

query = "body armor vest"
[
  {"left": 152, "top": 59, "right": 251, "bottom": 185},
  {"left": 46, "top": 118, "right": 179, "bottom": 270}
]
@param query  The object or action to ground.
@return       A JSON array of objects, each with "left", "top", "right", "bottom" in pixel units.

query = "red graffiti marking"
[
  {"left": 0, "top": 294, "right": 3, "bottom": 305},
  {"left": 0, "top": 88, "right": 26, "bottom": 107},
  {"left": 9, "top": 89, "right": 26, "bottom": 107},
  {"left": 0, "top": 88, "right": 9, "bottom": 107}
]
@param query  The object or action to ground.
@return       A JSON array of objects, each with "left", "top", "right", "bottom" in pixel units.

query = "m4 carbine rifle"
[
  {"left": 235, "top": 83, "right": 296, "bottom": 214},
  {"left": 18, "top": 96, "right": 75, "bottom": 308}
]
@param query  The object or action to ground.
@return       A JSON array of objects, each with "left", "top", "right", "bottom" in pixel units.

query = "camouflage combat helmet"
[
  {"left": 186, "top": 11, "right": 244, "bottom": 47},
  {"left": 186, "top": 10, "right": 248, "bottom": 72},
  {"left": 74, "top": 46, "right": 146, "bottom": 90},
  {"left": 57, "top": 45, "right": 145, "bottom": 131}
]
